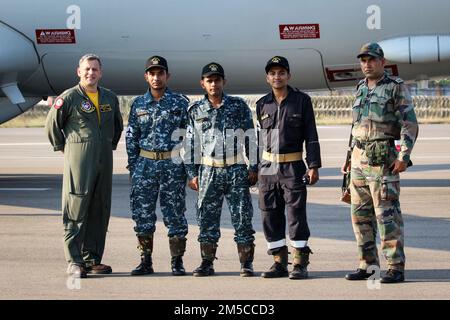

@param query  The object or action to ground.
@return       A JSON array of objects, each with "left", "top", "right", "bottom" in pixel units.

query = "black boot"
[
  {"left": 380, "top": 269, "right": 404, "bottom": 283},
  {"left": 169, "top": 237, "right": 186, "bottom": 276},
  {"left": 131, "top": 235, "right": 154, "bottom": 276},
  {"left": 289, "top": 246, "right": 313, "bottom": 280},
  {"left": 237, "top": 243, "right": 255, "bottom": 277},
  {"left": 171, "top": 256, "right": 186, "bottom": 276},
  {"left": 193, "top": 259, "right": 215, "bottom": 277},
  {"left": 261, "top": 246, "right": 289, "bottom": 278},
  {"left": 345, "top": 268, "right": 375, "bottom": 281},
  {"left": 131, "top": 255, "right": 154, "bottom": 276},
  {"left": 193, "top": 243, "right": 217, "bottom": 277}
]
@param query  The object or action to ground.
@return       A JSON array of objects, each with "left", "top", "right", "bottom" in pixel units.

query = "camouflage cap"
[
  {"left": 357, "top": 42, "right": 384, "bottom": 59},
  {"left": 201, "top": 62, "right": 225, "bottom": 78},
  {"left": 265, "top": 56, "right": 290, "bottom": 73},
  {"left": 145, "top": 55, "right": 168, "bottom": 72}
]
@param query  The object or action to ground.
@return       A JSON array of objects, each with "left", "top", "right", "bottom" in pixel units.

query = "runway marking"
[{"left": 0, "top": 188, "right": 51, "bottom": 191}]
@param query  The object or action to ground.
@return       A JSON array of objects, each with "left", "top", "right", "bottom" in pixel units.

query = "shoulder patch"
[
  {"left": 181, "top": 94, "right": 190, "bottom": 103},
  {"left": 188, "top": 100, "right": 201, "bottom": 112},
  {"left": 256, "top": 95, "right": 266, "bottom": 106},
  {"left": 356, "top": 79, "right": 365, "bottom": 90},
  {"left": 130, "top": 95, "right": 144, "bottom": 107},
  {"left": 387, "top": 76, "right": 404, "bottom": 84},
  {"left": 53, "top": 97, "right": 64, "bottom": 109}
]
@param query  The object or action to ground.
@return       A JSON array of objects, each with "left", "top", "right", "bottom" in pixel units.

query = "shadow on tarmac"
[{"left": 76, "top": 269, "right": 450, "bottom": 282}]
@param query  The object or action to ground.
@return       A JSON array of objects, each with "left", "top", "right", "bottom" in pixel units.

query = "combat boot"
[
  {"left": 289, "top": 246, "right": 313, "bottom": 280},
  {"left": 237, "top": 243, "right": 255, "bottom": 277},
  {"left": 380, "top": 269, "right": 404, "bottom": 283},
  {"left": 345, "top": 268, "right": 375, "bottom": 281},
  {"left": 261, "top": 246, "right": 289, "bottom": 278},
  {"left": 131, "top": 235, "right": 154, "bottom": 276},
  {"left": 193, "top": 242, "right": 217, "bottom": 277},
  {"left": 169, "top": 236, "right": 187, "bottom": 276}
]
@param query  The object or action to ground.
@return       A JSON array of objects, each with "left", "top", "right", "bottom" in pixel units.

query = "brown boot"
[
  {"left": 193, "top": 242, "right": 217, "bottom": 277},
  {"left": 237, "top": 243, "right": 255, "bottom": 277},
  {"left": 131, "top": 235, "right": 154, "bottom": 276},
  {"left": 261, "top": 246, "right": 289, "bottom": 278},
  {"left": 289, "top": 246, "right": 313, "bottom": 280},
  {"left": 169, "top": 236, "right": 187, "bottom": 276},
  {"left": 86, "top": 264, "right": 112, "bottom": 274}
]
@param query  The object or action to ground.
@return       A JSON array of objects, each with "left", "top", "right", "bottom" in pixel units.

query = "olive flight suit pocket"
[{"left": 65, "top": 192, "right": 90, "bottom": 222}]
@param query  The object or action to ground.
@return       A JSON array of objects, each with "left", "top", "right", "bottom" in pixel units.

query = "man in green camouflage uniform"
[
  {"left": 45, "top": 54, "right": 123, "bottom": 278},
  {"left": 343, "top": 43, "right": 418, "bottom": 283}
]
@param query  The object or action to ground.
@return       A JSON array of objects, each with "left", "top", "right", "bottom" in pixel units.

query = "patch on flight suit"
[
  {"left": 81, "top": 101, "right": 96, "bottom": 113},
  {"left": 54, "top": 97, "right": 64, "bottom": 109},
  {"left": 260, "top": 114, "right": 270, "bottom": 121},
  {"left": 100, "top": 104, "right": 112, "bottom": 112}
]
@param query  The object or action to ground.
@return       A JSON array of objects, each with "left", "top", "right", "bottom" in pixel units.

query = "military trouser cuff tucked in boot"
[
  {"left": 169, "top": 237, "right": 187, "bottom": 276},
  {"left": 137, "top": 234, "right": 154, "bottom": 256},
  {"left": 131, "top": 234, "right": 154, "bottom": 276},
  {"left": 169, "top": 236, "right": 187, "bottom": 257},
  {"left": 237, "top": 243, "right": 255, "bottom": 277},
  {"left": 200, "top": 242, "right": 218, "bottom": 262},
  {"left": 193, "top": 242, "right": 218, "bottom": 277}
]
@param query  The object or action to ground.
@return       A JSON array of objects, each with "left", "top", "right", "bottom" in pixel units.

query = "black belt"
[{"left": 355, "top": 139, "right": 394, "bottom": 149}]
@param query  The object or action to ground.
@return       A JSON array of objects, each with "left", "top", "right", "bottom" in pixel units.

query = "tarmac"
[{"left": 0, "top": 125, "right": 449, "bottom": 300}]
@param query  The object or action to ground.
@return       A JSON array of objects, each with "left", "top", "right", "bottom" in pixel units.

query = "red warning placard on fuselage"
[
  {"left": 35, "top": 29, "right": 76, "bottom": 44},
  {"left": 279, "top": 24, "right": 320, "bottom": 40}
]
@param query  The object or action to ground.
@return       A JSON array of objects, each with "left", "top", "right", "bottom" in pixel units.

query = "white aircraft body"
[{"left": 1, "top": 0, "right": 450, "bottom": 123}]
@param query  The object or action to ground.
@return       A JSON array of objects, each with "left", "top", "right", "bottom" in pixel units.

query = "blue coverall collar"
[
  {"left": 144, "top": 88, "right": 172, "bottom": 104},
  {"left": 202, "top": 93, "right": 230, "bottom": 110}
]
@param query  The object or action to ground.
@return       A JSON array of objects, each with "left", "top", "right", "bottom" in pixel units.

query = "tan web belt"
[
  {"left": 139, "top": 149, "right": 177, "bottom": 160},
  {"left": 201, "top": 154, "right": 243, "bottom": 167},
  {"left": 262, "top": 151, "right": 303, "bottom": 163}
]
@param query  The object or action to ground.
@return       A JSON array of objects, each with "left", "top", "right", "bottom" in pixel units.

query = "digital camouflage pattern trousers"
[
  {"left": 130, "top": 157, "right": 188, "bottom": 238},
  {"left": 197, "top": 164, "right": 255, "bottom": 245}
]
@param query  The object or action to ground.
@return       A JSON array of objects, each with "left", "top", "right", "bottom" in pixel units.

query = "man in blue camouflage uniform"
[
  {"left": 126, "top": 56, "right": 189, "bottom": 276},
  {"left": 185, "top": 62, "right": 258, "bottom": 277},
  {"left": 342, "top": 43, "right": 419, "bottom": 283}
]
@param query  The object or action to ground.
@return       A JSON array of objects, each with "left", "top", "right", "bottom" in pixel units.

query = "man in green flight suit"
[{"left": 45, "top": 54, "right": 123, "bottom": 278}]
